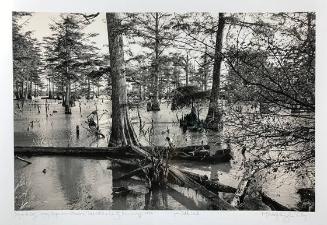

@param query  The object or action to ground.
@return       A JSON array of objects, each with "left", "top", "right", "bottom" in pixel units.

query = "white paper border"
[{"left": 1, "top": 1, "right": 327, "bottom": 224}]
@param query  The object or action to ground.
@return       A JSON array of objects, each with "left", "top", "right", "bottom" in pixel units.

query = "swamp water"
[{"left": 14, "top": 99, "right": 304, "bottom": 210}]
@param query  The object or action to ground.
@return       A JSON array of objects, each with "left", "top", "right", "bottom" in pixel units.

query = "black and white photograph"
[{"left": 12, "top": 11, "right": 315, "bottom": 212}]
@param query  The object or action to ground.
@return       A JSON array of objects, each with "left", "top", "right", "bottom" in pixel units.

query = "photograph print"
[{"left": 13, "top": 12, "right": 315, "bottom": 211}]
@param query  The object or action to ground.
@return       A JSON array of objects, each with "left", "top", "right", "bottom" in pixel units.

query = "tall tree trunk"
[
  {"left": 97, "top": 80, "right": 100, "bottom": 97},
  {"left": 87, "top": 77, "right": 90, "bottom": 99},
  {"left": 64, "top": 79, "right": 71, "bottom": 114},
  {"left": 139, "top": 84, "right": 143, "bottom": 101},
  {"left": 52, "top": 79, "right": 55, "bottom": 98},
  {"left": 106, "top": 13, "right": 140, "bottom": 147},
  {"left": 27, "top": 80, "right": 32, "bottom": 99},
  {"left": 151, "top": 12, "right": 160, "bottom": 111},
  {"left": 64, "top": 18, "right": 71, "bottom": 113},
  {"left": 205, "top": 13, "right": 225, "bottom": 130},
  {"left": 74, "top": 82, "right": 76, "bottom": 97},
  {"left": 185, "top": 51, "right": 189, "bottom": 86},
  {"left": 48, "top": 78, "right": 53, "bottom": 99},
  {"left": 92, "top": 84, "right": 95, "bottom": 98},
  {"left": 173, "top": 65, "right": 180, "bottom": 88},
  {"left": 61, "top": 78, "right": 65, "bottom": 105},
  {"left": 24, "top": 79, "right": 29, "bottom": 100},
  {"left": 203, "top": 46, "right": 208, "bottom": 91},
  {"left": 167, "top": 73, "right": 171, "bottom": 96},
  {"left": 34, "top": 83, "right": 37, "bottom": 97},
  {"left": 15, "top": 81, "right": 20, "bottom": 99},
  {"left": 20, "top": 81, "right": 24, "bottom": 99}
]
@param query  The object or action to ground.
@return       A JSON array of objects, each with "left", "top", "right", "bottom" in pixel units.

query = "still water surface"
[{"left": 14, "top": 99, "right": 303, "bottom": 210}]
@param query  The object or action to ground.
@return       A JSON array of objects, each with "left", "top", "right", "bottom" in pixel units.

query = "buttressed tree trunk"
[
  {"left": 205, "top": 13, "right": 225, "bottom": 130},
  {"left": 106, "top": 13, "right": 140, "bottom": 147}
]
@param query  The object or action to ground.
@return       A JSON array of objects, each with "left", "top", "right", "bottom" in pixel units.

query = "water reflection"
[
  {"left": 14, "top": 99, "right": 212, "bottom": 147},
  {"left": 14, "top": 99, "right": 306, "bottom": 210},
  {"left": 55, "top": 157, "right": 84, "bottom": 207},
  {"left": 15, "top": 155, "right": 217, "bottom": 210},
  {"left": 15, "top": 156, "right": 113, "bottom": 210}
]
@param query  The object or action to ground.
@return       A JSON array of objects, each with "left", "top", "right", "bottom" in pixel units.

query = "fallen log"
[
  {"left": 130, "top": 145, "right": 152, "bottom": 159},
  {"left": 15, "top": 145, "right": 210, "bottom": 156},
  {"left": 260, "top": 192, "right": 292, "bottom": 211},
  {"left": 180, "top": 169, "right": 237, "bottom": 193},
  {"left": 14, "top": 145, "right": 230, "bottom": 163},
  {"left": 106, "top": 157, "right": 139, "bottom": 169},
  {"left": 108, "top": 157, "right": 236, "bottom": 194},
  {"left": 14, "top": 146, "right": 134, "bottom": 157},
  {"left": 15, "top": 155, "right": 32, "bottom": 164},
  {"left": 231, "top": 168, "right": 256, "bottom": 208},
  {"left": 112, "top": 186, "right": 132, "bottom": 197},
  {"left": 128, "top": 145, "right": 236, "bottom": 210},
  {"left": 166, "top": 184, "right": 203, "bottom": 210},
  {"left": 15, "top": 145, "right": 236, "bottom": 209},
  {"left": 113, "top": 164, "right": 152, "bottom": 181},
  {"left": 168, "top": 166, "right": 237, "bottom": 210},
  {"left": 175, "top": 150, "right": 231, "bottom": 162},
  {"left": 175, "top": 145, "right": 231, "bottom": 163},
  {"left": 130, "top": 144, "right": 231, "bottom": 163}
]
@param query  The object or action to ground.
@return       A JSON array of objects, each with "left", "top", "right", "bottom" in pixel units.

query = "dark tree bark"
[
  {"left": 205, "top": 13, "right": 225, "bottom": 130},
  {"left": 33, "top": 83, "right": 36, "bottom": 97},
  {"left": 97, "top": 80, "right": 100, "bottom": 97},
  {"left": 151, "top": 12, "right": 160, "bottom": 111},
  {"left": 27, "top": 80, "right": 32, "bottom": 99},
  {"left": 24, "top": 79, "right": 29, "bottom": 100},
  {"left": 203, "top": 46, "right": 209, "bottom": 91},
  {"left": 185, "top": 52, "right": 189, "bottom": 86},
  {"left": 106, "top": 13, "right": 140, "bottom": 147},
  {"left": 15, "top": 81, "right": 20, "bottom": 99},
  {"left": 173, "top": 65, "right": 180, "bottom": 88},
  {"left": 64, "top": 79, "right": 72, "bottom": 114},
  {"left": 87, "top": 77, "right": 91, "bottom": 99},
  {"left": 139, "top": 84, "right": 143, "bottom": 101},
  {"left": 52, "top": 78, "right": 55, "bottom": 98},
  {"left": 64, "top": 20, "right": 71, "bottom": 114}
]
